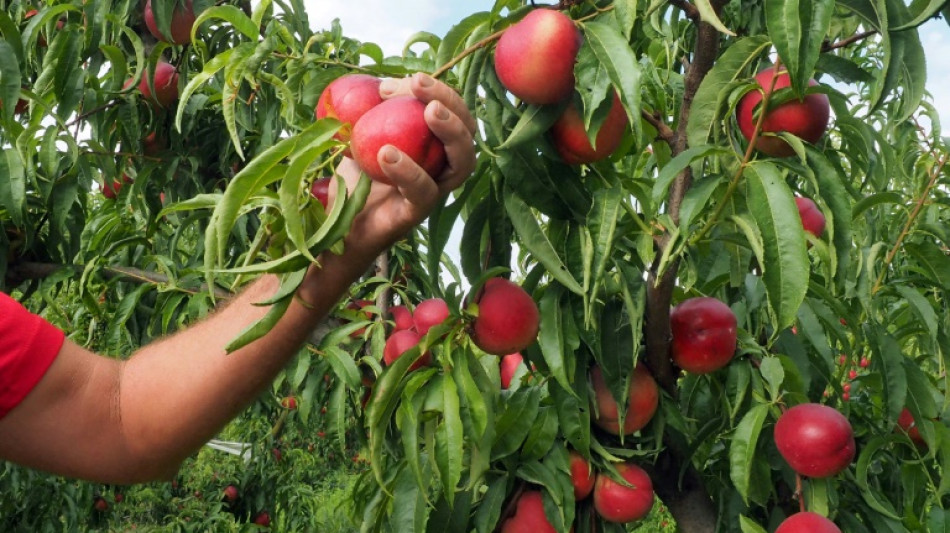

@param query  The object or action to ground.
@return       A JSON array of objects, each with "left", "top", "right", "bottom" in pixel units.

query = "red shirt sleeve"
[{"left": 0, "top": 292, "right": 65, "bottom": 419}]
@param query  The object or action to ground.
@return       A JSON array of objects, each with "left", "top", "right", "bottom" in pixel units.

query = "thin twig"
[
  {"left": 822, "top": 29, "right": 877, "bottom": 52},
  {"left": 871, "top": 152, "right": 949, "bottom": 294},
  {"left": 688, "top": 58, "right": 784, "bottom": 247},
  {"left": 641, "top": 109, "right": 675, "bottom": 145}
]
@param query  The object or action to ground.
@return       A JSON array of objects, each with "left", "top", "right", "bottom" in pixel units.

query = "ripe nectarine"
[
  {"left": 494, "top": 9, "right": 581, "bottom": 105},
  {"left": 736, "top": 66, "right": 830, "bottom": 157},
  {"left": 315, "top": 74, "right": 383, "bottom": 151},
  {"left": 549, "top": 91, "right": 628, "bottom": 165},
  {"left": 774, "top": 403, "right": 855, "bottom": 478},
  {"left": 471, "top": 278, "right": 540, "bottom": 356},
  {"left": 500, "top": 352, "right": 525, "bottom": 390},
  {"left": 568, "top": 450, "right": 596, "bottom": 500},
  {"left": 350, "top": 96, "right": 446, "bottom": 185},
  {"left": 775, "top": 511, "right": 841, "bottom": 533},
  {"left": 500, "top": 490, "right": 560, "bottom": 533},
  {"left": 383, "top": 329, "right": 431, "bottom": 371},
  {"left": 413, "top": 297, "right": 449, "bottom": 335},
  {"left": 590, "top": 364, "right": 659, "bottom": 436},
  {"left": 670, "top": 297, "right": 737, "bottom": 374},
  {"left": 795, "top": 196, "right": 826, "bottom": 239},
  {"left": 593, "top": 462, "right": 654, "bottom": 523},
  {"left": 145, "top": 0, "right": 197, "bottom": 45}
]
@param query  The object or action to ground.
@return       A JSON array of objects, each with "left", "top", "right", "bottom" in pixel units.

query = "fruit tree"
[{"left": 2, "top": 0, "right": 950, "bottom": 531}]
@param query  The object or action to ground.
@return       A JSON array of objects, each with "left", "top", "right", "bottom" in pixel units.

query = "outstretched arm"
[{"left": 0, "top": 73, "right": 476, "bottom": 484}]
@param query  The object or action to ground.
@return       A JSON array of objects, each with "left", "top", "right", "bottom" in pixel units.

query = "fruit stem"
[
  {"left": 795, "top": 474, "right": 805, "bottom": 513},
  {"left": 688, "top": 58, "right": 784, "bottom": 247}
]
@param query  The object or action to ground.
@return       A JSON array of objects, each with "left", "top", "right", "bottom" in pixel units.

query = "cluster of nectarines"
[
  {"left": 371, "top": 277, "right": 540, "bottom": 377},
  {"left": 501, "top": 455, "right": 654, "bottom": 531},
  {"left": 314, "top": 74, "right": 446, "bottom": 184},
  {"left": 493, "top": 9, "right": 629, "bottom": 165}
]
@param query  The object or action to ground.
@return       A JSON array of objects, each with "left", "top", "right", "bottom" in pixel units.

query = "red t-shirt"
[{"left": 0, "top": 292, "right": 65, "bottom": 419}]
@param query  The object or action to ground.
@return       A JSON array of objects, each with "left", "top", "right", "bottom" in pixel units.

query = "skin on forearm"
[
  {"left": 0, "top": 73, "right": 475, "bottom": 484},
  {"left": 0, "top": 242, "right": 378, "bottom": 485},
  {"left": 118, "top": 242, "right": 378, "bottom": 480}
]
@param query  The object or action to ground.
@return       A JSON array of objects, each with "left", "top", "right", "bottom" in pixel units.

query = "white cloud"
[{"left": 304, "top": 0, "right": 455, "bottom": 55}]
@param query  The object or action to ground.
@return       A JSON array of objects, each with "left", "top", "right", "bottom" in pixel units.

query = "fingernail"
[
  {"left": 379, "top": 78, "right": 397, "bottom": 96},
  {"left": 382, "top": 145, "right": 401, "bottom": 164},
  {"left": 416, "top": 73, "right": 434, "bottom": 88},
  {"left": 434, "top": 101, "right": 450, "bottom": 121}
]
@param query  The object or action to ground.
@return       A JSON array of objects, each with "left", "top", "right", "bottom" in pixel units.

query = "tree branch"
[
  {"left": 5, "top": 261, "right": 232, "bottom": 300},
  {"left": 668, "top": 0, "right": 700, "bottom": 21},
  {"left": 641, "top": 109, "right": 675, "bottom": 145},
  {"left": 642, "top": 4, "right": 728, "bottom": 532},
  {"left": 822, "top": 29, "right": 877, "bottom": 52}
]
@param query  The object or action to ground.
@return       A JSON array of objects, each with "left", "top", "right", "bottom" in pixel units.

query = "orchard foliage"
[{"left": 3, "top": 0, "right": 950, "bottom": 532}]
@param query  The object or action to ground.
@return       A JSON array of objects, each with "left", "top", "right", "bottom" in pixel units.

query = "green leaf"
[
  {"left": 695, "top": 0, "right": 737, "bottom": 35},
  {"left": 855, "top": 436, "right": 903, "bottom": 519},
  {"left": 653, "top": 145, "right": 731, "bottom": 204},
  {"left": 278, "top": 133, "right": 341, "bottom": 261},
  {"left": 436, "top": 11, "right": 491, "bottom": 69},
  {"left": 905, "top": 241, "right": 950, "bottom": 291},
  {"left": 538, "top": 286, "right": 573, "bottom": 395},
  {"left": 739, "top": 516, "right": 769, "bottom": 533},
  {"left": 175, "top": 46, "right": 239, "bottom": 132},
  {"left": 224, "top": 295, "right": 292, "bottom": 353},
  {"left": 435, "top": 375, "right": 463, "bottom": 506},
  {"left": 729, "top": 403, "right": 770, "bottom": 505},
  {"left": 892, "top": 0, "right": 948, "bottom": 31},
  {"left": 0, "top": 42, "right": 21, "bottom": 121},
  {"left": 745, "top": 163, "right": 809, "bottom": 331},
  {"left": 497, "top": 104, "right": 564, "bottom": 151},
  {"left": 393, "top": 466, "right": 429, "bottom": 533},
  {"left": 582, "top": 21, "right": 641, "bottom": 132},
  {"left": 759, "top": 356, "right": 785, "bottom": 400},
  {"left": 866, "top": 324, "right": 907, "bottom": 426},
  {"left": 0, "top": 149, "right": 25, "bottom": 227},
  {"left": 686, "top": 36, "right": 771, "bottom": 149},
  {"left": 192, "top": 5, "right": 260, "bottom": 41},
  {"left": 504, "top": 191, "right": 584, "bottom": 295},
  {"left": 765, "top": 0, "right": 834, "bottom": 96},
  {"left": 587, "top": 186, "right": 622, "bottom": 297}
]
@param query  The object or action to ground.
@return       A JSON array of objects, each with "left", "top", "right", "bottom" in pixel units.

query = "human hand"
[{"left": 330, "top": 72, "right": 477, "bottom": 257}]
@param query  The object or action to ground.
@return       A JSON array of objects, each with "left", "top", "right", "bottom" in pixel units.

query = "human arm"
[{"left": 0, "top": 73, "right": 476, "bottom": 484}]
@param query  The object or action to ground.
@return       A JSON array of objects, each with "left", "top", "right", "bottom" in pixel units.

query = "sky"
[{"left": 302, "top": 1, "right": 950, "bottom": 127}]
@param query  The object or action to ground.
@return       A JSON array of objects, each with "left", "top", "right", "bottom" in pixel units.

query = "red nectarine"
[
  {"left": 413, "top": 297, "right": 449, "bottom": 335},
  {"left": 500, "top": 490, "right": 560, "bottom": 533},
  {"left": 736, "top": 66, "right": 830, "bottom": 157},
  {"left": 775, "top": 511, "right": 842, "bottom": 533},
  {"left": 774, "top": 403, "right": 855, "bottom": 478},
  {"left": 593, "top": 462, "right": 654, "bottom": 523},
  {"left": 494, "top": 9, "right": 581, "bottom": 105},
  {"left": 315, "top": 74, "right": 383, "bottom": 151},
  {"left": 310, "top": 176, "right": 331, "bottom": 210},
  {"left": 569, "top": 450, "right": 596, "bottom": 500},
  {"left": 499, "top": 352, "right": 525, "bottom": 390},
  {"left": 350, "top": 96, "right": 446, "bottom": 185},
  {"left": 670, "top": 297, "right": 737, "bottom": 374},
  {"left": 471, "top": 278, "right": 540, "bottom": 356},
  {"left": 795, "top": 196, "right": 826, "bottom": 239},
  {"left": 549, "top": 91, "right": 628, "bottom": 165},
  {"left": 383, "top": 329, "right": 431, "bottom": 371},
  {"left": 145, "top": 0, "right": 197, "bottom": 45},
  {"left": 590, "top": 364, "right": 659, "bottom": 436}
]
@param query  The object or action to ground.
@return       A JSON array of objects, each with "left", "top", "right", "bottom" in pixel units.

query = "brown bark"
[{"left": 642, "top": 3, "right": 727, "bottom": 531}]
